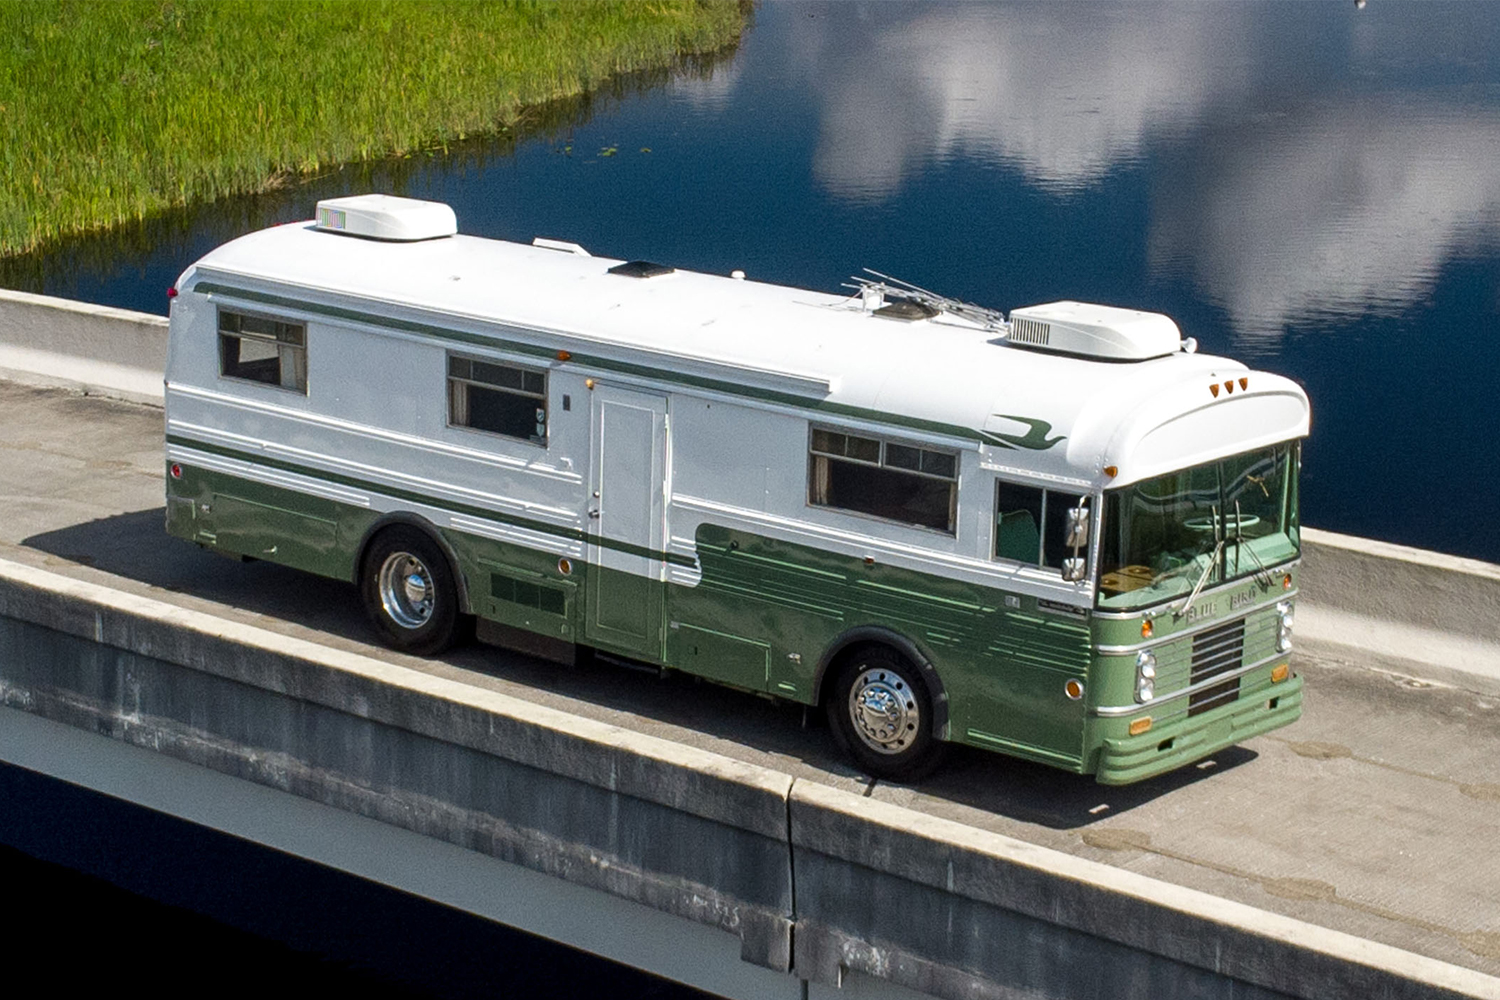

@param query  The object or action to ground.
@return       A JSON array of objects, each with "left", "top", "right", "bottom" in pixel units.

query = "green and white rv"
[{"left": 165, "top": 194, "right": 1307, "bottom": 784}]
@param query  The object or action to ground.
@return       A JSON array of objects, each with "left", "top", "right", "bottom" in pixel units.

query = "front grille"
[{"left": 1189, "top": 617, "right": 1245, "bottom": 716}]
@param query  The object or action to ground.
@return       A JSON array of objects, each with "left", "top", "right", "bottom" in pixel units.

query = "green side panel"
[
  {"left": 587, "top": 561, "right": 663, "bottom": 660},
  {"left": 965, "top": 610, "right": 1091, "bottom": 765},
  {"left": 668, "top": 624, "right": 770, "bottom": 689},
  {"left": 675, "top": 522, "right": 1091, "bottom": 765},
  {"left": 165, "top": 462, "right": 370, "bottom": 580}
]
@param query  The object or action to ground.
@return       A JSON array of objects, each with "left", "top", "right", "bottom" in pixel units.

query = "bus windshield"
[{"left": 1097, "top": 443, "right": 1300, "bottom": 611}]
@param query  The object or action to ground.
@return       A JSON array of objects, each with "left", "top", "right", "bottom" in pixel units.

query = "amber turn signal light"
[
  {"left": 1064, "top": 679, "right": 1084, "bottom": 700},
  {"left": 1141, "top": 619, "right": 1154, "bottom": 639},
  {"left": 1129, "top": 717, "right": 1153, "bottom": 736},
  {"left": 1271, "top": 664, "right": 1290, "bottom": 683},
  {"left": 1282, "top": 573, "right": 1293, "bottom": 590},
  {"left": 556, "top": 350, "right": 572, "bottom": 362}
]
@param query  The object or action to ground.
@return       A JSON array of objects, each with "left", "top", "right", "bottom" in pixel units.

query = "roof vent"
[
  {"left": 1006, "top": 301, "right": 1183, "bottom": 361},
  {"left": 314, "top": 194, "right": 457, "bottom": 242},
  {"left": 608, "top": 260, "right": 676, "bottom": 279}
]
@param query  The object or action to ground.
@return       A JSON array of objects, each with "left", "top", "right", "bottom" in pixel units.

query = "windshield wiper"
[
  {"left": 1175, "top": 504, "right": 1223, "bottom": 616},
  {"left": 1233, "top": 500, "right": 1274, "bottom": 588}
]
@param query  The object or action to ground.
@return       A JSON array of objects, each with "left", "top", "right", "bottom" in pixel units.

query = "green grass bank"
[{"left": 0, "top": 0, "right": 747, "bottom": 257}]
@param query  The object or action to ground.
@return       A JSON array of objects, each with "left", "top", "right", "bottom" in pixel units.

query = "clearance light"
[
  {"left": 1239, "top": 377, "right": 1248, "bottom": 391},
  {"left": 1282, "top": 573, "right": 1293, "bottom": 590},
  {"left": 1064, "top": 679, "right": 1084, "bottom": 700},
  {"left": 169, "top": 463, "right": 182, "bottom": 479},
  {"left": 1272, "top": 664, "right": 1290, "bottom": 683},
  {"left": 558, "top": 557, "right": 573, "bottom": 576},
  {"left": 556, "top": 350, "right": 572, "bottom": 362},
  {"left": 1129, "top": 717, "right": 1153, "bottom": 736},
  {"left": 1209, "top": 384, "right": 1220, "bottom": 398},
  {"left": 1224, "top": 380, "right": 1235, "bottom": 394},
  {"left": 1103, "top": 465, "right": 1118, "bottom": 478},
  {"left": 1141, "top": 619, "right": 1154, "bottom": 639},
  {"left": 585, "top": 378, "right": 596, "bottom": 389},
  {"left": 167, "top": 286, "right": 179, "bottom": 299}
]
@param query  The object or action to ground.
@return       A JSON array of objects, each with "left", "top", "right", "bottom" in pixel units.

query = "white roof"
[{"left": 180, "top": 215, "right": 1310, "bottom": 489}]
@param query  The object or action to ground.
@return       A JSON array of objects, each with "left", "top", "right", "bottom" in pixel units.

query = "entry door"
[{"left": 585, "top": 385, "right": 668, "bottom": 658}]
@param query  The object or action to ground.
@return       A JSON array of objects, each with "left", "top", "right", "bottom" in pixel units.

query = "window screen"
[
  {"left": 448, "top": 355, "right": 547, "bottom": 444},
  {"left": 808, "top": 429, "right": 958, "bottom": 533},
  {"left": 218, "top": 310, "right": 306, "bottom": 392}
]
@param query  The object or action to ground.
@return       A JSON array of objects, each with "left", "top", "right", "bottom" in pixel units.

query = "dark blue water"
[{"left": 6, "top": 2, "right": 1500, "bottom": 994}]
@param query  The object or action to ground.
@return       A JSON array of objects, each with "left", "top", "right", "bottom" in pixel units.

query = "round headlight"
[
  {"left": 1136, "top": 680, "right": 1155, "bottom": 703},
  {"left": 1278, "top": 629, "right": 1293, "bottom": 653},
  {"left": 1136, "top": 649, "right": 1157, "bottom": 677}
]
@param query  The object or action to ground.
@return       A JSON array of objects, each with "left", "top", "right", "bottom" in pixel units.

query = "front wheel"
[
  {"left": 360, "top": 527, "right": 461, "bottom": 656},
  {"left": 827, "top": 648, "right": 945, "bottom": 782}
]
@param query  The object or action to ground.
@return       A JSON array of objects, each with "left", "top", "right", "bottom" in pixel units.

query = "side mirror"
[
  {"left": 1065, "top": 506, "right": 1089, "bottom": 548},
  {"left": 1061, "top": 557, "right": 1087, "bottom": 582}
]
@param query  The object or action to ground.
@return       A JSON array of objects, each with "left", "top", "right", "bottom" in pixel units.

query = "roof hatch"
[
  {"left": 1007, "top": 301, "right": 1184, "bottom": 361},
  {"left": 314, "top": 194, "right": 457, "bottom": 242},
  {"left": 608, "top": 260, "right": 676, "bottom": 279}
]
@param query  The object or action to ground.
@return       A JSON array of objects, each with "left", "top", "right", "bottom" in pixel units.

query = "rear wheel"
[
  {"left": 361, "top": 526, "right": 461, "bottom": 656},
  {"left": 827, "top": 647, "right": 945, "bottom": 782}
]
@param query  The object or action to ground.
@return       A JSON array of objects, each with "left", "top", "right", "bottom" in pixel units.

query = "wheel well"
[
  {"left": 354, "top": 515, "right": 472, "bottom": 614},
  {"left": 814, "top": 629, "right": 951, "bottom": 740}
]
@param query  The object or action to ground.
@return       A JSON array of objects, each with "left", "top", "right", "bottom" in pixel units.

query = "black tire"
[
  {"left": 360, "top": 526, "right": 461, "bottom": 656},
  {"left": 826, "top": 647, "right": 945, "bottom": 782}
]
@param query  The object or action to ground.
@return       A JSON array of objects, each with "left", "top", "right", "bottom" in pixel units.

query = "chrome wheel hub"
[
  {"left": 378, "top": 551, "right": 434, "bottom": 629},
  {"left": 848, "top": 668, "right": 920, "bottom": 755}
]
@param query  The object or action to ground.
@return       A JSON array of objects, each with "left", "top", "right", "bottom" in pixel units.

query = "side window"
[
  {"left": 808, "top": 428, "right": 958, "bottom": 533},
  {"left": 448, "top": 354, "right": 547, "bottom": 445},
  {"left": 218, "top": 309, "right": 306, "bottom": 392},
  {"left": 994, "top": 481, "right": 1043, "bottom": 562},
  {"left": 995, "top": 480, "right": 1089, "bottom": 572}
]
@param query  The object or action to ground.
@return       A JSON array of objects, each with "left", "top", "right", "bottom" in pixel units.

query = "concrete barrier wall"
[
  {"left": 2, "top": 556, "right": 1496, "bottom": 1000},
  {"left": 0, "top": 288, "right": 166, "bottom": 403},
  {"left": 1298, "top": 528, "right": 1500, "bottom": 695}
]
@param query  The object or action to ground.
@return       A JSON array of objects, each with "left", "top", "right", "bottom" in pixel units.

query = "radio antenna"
[{"left": 844, "top": 269, "right": 1010, "bottom": 333}]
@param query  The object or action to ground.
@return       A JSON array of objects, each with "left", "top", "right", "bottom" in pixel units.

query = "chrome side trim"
[
  {"left": 1091, "top": 651, "right": 1286, "bottom": 717},
  {"left": 1090, "top": 558, "right": 1300, "bottom": 620},
  {"left": 1093, "top": 594, "right": 1296, "bottom": 655}
]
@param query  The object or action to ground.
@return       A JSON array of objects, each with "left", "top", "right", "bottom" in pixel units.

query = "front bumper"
[{"left": 1094, "top": 673, "right": 1303, "bottom": 785}]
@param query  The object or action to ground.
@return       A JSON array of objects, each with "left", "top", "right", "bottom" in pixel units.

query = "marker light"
[
  {"left": 1224, "top": 380, "right": 1235, "bottom": 395},
  {"left": 1129, "top": 717, "right": 1153, "bottom": 736},
  {"left": 558, "top": 557, "right": 573, "bottom": 576},
  {"left": 1239, "top": 377, "right": 1248, "bottom": 391},
  {"left": 169, "top": 463, "right": 182, "bottom": 479},
  {"left": 585, "top": 378, "right": 596, "bottom": 389},
  {"left": 1064, "top": 679, "right": 1084, "bottom": 700},
  {"left": 1282, "top": 573, "right": 1293, "bottom": 590},
  {"left": 556, "top": 350, "right": 572, "bottom": 362},
  {"left": 1103, "top": 465, "right": 1118, "bottom": 478},
  {"left": 166, "top": 286, "right": 178, "bottom": 299},
  {"left": 1141, "top": 619, "right": 1154, "bottom": 639},
  {"left": 1271, "top": 664, "right": 1290, "bottom": 683},
  {"left": 1210, "top": 384, "right": 1220, "bottom": 398}
]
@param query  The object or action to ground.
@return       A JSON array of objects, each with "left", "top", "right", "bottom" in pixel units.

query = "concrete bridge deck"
[{"left": 1, "top": 289, "right": 1498, "bottom": 999}]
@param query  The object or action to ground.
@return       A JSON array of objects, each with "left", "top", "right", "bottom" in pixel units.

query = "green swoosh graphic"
[{"left": 985, "top": 415, "right": 1065, "bottom": 451}]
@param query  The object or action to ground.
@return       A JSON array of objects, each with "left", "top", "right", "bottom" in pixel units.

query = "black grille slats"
[{"left": 1189, "top": 618, "right": 1245, "bottom": 716}]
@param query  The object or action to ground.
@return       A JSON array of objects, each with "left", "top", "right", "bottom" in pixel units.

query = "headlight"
[
  {"left": 1136, "top": 680, "right": 1154, "bottom": 703},
  {"left": 1277, "top": 600, "right": 1294, "bottom": 652},
  {"left": 1136, "top": 649, "right": 1157, "bottom": 679}
]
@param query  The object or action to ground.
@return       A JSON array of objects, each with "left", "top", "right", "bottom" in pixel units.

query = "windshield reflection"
[{"left": 1099, "top": 445, "right": 1300, "bottom": 612}]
